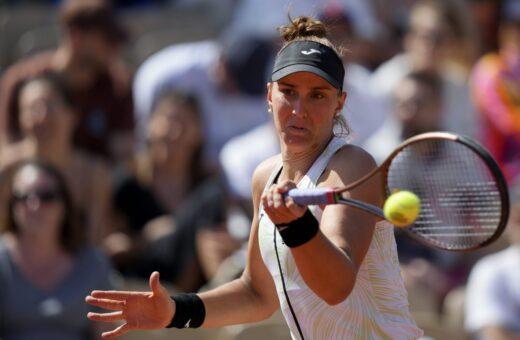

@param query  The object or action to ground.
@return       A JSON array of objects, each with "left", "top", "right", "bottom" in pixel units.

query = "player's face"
[{"left": 268, "top": 72, "right": 345, "bottom": 153}]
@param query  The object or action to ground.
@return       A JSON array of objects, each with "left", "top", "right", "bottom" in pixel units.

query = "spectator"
[
  {"left": 464, "top": 182, "right": 520, "bottom": 338},
  {"left": 105, "top": 89, "right": 212, "bottom": 274},
  {"left": 467, "top": 0, "right": 501, "bottom": 56},
  {"left": 0, "top": 72, "right": 112, "bottom": 244},
  {"left": 0, "top": 160, "right": 116, "bottom": 340},
  {"left": 0, "top": 0, "right": 134, "bottom": 166},
  {"left": 364, "top": 70, "right": 443, "bottom": 164},
  {"left": 112, "top": 174, "right": 247, "bottom": 293},
  {"left": 132, "top": 33, "right": 275, "bottom": 169},
  {"left": 470, "top": 0, "right": 520, "bottom": 184},
  {"left": 370, "top": 0, "right": 478, "bottom": 139}
]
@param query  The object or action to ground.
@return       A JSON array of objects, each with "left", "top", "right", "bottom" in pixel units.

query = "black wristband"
[
  {"left": 275, "top": 208, "right": 319, "bottom": 247},
  {"left": 166, "top": 293, "right": 206, "bottom": 329}
]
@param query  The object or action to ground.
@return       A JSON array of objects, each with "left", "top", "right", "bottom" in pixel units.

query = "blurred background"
[{"left": 0, "top": 0, "right": 519, "bottom": 339}]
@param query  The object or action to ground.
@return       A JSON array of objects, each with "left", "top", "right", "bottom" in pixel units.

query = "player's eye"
[
  {"left": 280, "top": 88, "right": 296, "bottom": 96},
  {"left": 311, "top": 92, "right": 325, "bottom": 100}
]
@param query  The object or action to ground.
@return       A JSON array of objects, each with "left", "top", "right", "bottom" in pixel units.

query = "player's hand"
[
  {"left": 86, "top": 271, "right": 175, "bottom": 339},
  {"left": 262, "top": 180, "right": 307, "bottom": 225}
]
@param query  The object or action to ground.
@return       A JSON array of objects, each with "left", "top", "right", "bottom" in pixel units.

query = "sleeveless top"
[{"left": 258, "top": 137, "right": 423, "bottom": 340}]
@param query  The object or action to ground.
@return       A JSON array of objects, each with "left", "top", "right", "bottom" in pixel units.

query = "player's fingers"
[
  {"left": 272, "top": 189, "right": 287, "bottom": 209},
  {"left": 261, "top": 190, "right": 269, "bottom": 209},
  {"left": 90, "top": 290, "right": 143, "bottom": 300},
  {"left": 85, "top": 296, "right": 125, "bottom": 311},
  {"left": 149, "top": 271, "right": 164, "bottom": 295},
  {"left": 285, "top": 198, "right": 307, "bottom": 216},
  {"left": 101, "top": 323, "right": 131, "bottom": 340},
  {"left": 87, "top": 311, "right": 125, "bottom": 323},
  {"left": 262, "top": 187, "right": 275, "bottom": 208},
  {"left": 276, "top": 180, "right": 297, "bottom": 193}
]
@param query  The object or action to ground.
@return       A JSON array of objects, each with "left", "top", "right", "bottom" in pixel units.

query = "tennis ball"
[{"left": 383, "top": 191, "right": 421, "bottom": 227}]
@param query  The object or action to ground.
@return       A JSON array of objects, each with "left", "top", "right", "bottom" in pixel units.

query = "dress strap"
[
  {"left": 299, "top": 137, "right": 348, "bottom": 189},
  {"left": 264, "top": 162, "right": 283, "bottom": 188},
  {"left": 261, "top": 137, "right": 347, "bottom": 194}
]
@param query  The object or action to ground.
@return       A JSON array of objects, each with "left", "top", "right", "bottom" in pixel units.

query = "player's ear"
[
  {"left": 267, "top": 82, "right": 273, "bottom": 111},
  {"left": 335, "top": 90, "right": 347, "bottom": 112}
]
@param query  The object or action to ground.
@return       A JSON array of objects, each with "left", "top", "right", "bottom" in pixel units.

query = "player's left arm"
[{"left": 289, "top": 145, "right": 382, "bottom": 305}]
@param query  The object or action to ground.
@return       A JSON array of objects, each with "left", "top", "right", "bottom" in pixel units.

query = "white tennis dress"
[{"left": 258, "top": 137, "right": 423, "bottom": 340}]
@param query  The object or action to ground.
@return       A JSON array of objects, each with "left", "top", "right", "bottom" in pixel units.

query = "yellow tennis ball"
[{"left": 383, "top": 191, "right": 421, "bottom": 227}]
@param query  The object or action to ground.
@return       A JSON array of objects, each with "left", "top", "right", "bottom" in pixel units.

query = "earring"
[{"left": 268, "top": 106, "right": 272, "bottom": 113}]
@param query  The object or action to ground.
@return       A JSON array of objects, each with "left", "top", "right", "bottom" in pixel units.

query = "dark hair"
[
  {"left": 5, "top": 160, "right": 85, "bottom": 254},
  {"left": 151, "top": 89, "right": 202, "bottom": 120},
  {"left": 18, "top": 71, "right": 75, "bottom": 109},
  {"left": 60, "top": 0, "right": 128, "bottom": 43},
  {"left": 221, "top": 34, "right": 275, "bottom": 95},
  {"left": 276, "top": 15, "right": 350, "bottom": 137},
  {"left": 150, "top": 89, "right": 208, "bottom": 189},
  {"left": 278, "top": 16, "right": 340, "bottom": 54}
]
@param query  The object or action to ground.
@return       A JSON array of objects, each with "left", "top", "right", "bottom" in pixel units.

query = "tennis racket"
[{"left": 287, "top": 132, "right": 510, "bottom": 251}]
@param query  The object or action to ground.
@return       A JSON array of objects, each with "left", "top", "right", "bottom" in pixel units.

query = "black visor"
[{"left": 271, "top": 40, "right": 344, "bottom": 90}]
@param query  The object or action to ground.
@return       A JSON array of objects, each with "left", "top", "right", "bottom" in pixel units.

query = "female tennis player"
[{"left": 86, "top": 16, "right": 423, "bottom": 339}]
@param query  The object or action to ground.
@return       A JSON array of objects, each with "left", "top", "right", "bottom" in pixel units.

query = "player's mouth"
[{"left": 286, "top": 125, "right": 308, "bottom": 134}]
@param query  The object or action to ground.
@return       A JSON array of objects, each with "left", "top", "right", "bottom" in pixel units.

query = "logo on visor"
[{"left": 301, "top": 49, "right": 321, "bottom": 55}]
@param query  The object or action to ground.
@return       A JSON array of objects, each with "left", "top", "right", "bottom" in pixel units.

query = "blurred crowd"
[{"left": 0, "top": 0, "right": 519, "bottom": 339}]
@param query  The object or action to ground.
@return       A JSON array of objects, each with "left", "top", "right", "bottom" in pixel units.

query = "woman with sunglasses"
[
  {"left": 86, "top": 16, "right": 423, "bottom": 339},
  {"left": 0, "top": 72, "right": 112, "bottom": 244},
  {"left": 0, "top": 160, "right": 116, "bottom": 340}
]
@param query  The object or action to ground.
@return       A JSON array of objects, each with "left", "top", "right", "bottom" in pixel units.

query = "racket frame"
[{"left": 289, "top": 132, "right": 510, "bottom": 251}]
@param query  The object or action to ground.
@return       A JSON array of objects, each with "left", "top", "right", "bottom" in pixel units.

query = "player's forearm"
[
  {"left": 291, "top": 232, "right": 356, "bottom": 305},
  {"left": 199, "top": 277, "right": 279, "bottom": 328}
]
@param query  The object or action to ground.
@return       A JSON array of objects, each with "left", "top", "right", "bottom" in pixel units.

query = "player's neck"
[{"left": 280, "top": 138, "right": 330, "bottom": 182}]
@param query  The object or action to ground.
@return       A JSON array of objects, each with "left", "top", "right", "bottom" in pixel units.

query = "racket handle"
[{"left": 286, "top": 188, "right": 337, "bottom": 206}]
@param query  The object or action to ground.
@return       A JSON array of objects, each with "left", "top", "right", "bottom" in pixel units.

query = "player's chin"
[{"left": 281, "top": 130, "right": 313, "bottom": 146}]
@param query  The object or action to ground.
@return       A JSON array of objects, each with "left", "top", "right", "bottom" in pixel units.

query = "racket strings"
[{"left": 387, "top": 139, "right": 503, "bottom": 250}]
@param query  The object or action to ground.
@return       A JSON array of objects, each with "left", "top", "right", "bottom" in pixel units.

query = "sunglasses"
[{"left": 13, "top": 189, "right": 62, "bottom": 204}]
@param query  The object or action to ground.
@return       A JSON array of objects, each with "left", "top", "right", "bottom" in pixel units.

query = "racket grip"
[{"left": 286, "top": 188, "right": 337, "bottom": 206}]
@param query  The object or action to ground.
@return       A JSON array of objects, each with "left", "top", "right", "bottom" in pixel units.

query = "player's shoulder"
[
  {"left": 326, "top": 144, "right": 377, "bottom": 183},
  {"left": 330, "top": 144, "right": 377, "bottom": 178},
  {"left": 252, "top": 154, "right": 282, "bottom": 193}
]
